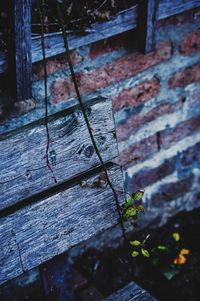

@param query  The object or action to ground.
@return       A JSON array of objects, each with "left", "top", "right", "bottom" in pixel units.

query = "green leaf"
[
  {"left": 130, "top": 240, "right": 141, "bottom": 246},
  {"left": 157, "top": 245, "right": 167, "bottom": 251},
  {"left": 123, "top": 207, "right": 137, "bottom": 220},
  {"left": 131, "top": 251, "right": 139, "bottom": 257},
  {"left": 131, "top": 190, "right": 145, "bottom": 201},
  {"left": 141, "top": 249, "right": 150, "bottom": 257},
  {"left": 137, "top": 205, "right": 145, "bottom": 212},
  {"left": 172, "top": 232, "right": 180, "bottom": 242},
  {"left": 127, "top": 197, "right": 133, "bottom": 205},
  {"left": 163, "top": 269, "right": 179, "bottom": 280}
]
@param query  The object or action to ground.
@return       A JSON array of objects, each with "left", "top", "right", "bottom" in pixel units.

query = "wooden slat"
[
  {"left": 0, "top": 97, "right": 118, "bottom": 211},
  {"left": 103, "top": 281, "right": 157, "bottom": 301},
  {"left": 137, "top": 0, "right": 158, "bottom": 53},
  {"left": 0, "top": 165, "right": 124, "bottom": 285},
  {"left": 158, "top": 0, "right": 200, "bottom": 19},
  {"left": 0, "top": 0, "right": 199, "bottom": 73},
  {"left": 8, "top": 0, "right": 32, "bottom": 101}
]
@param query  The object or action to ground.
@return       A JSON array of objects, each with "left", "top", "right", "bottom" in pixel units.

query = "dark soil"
[{"left": 73, "top": 208, "right": 200, "bottom": 301}]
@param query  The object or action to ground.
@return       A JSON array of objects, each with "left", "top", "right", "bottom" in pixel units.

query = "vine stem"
[
  {"left": 56, "top": 1, "right": 127, "bottom": 241},
  {"left": 38, "top": 0, "right": 57, "bottom": 183}
]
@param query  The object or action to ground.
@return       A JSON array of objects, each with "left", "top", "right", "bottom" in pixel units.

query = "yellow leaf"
[
  {"left": 180, "top": 248, "right": 190, "bottom": 255},
  {"left": 173, "top": 254, "right": 187, "bottom": 265},
  {"left": 141, "top": 248, "right": 150, "bottom": 257},
  {"left": 172, "top": 232, "right": 180, "bottom": 242},
  {"left": 131, "top": 251, "right": 139, "bottom": 257},
  {"left": 130, "top": 240, "right": 141, "bottom": 246}
]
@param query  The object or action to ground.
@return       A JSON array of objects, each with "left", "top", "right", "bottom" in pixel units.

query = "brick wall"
[{"left": 32, "top": 8, "right": 200, "bottom": 227}]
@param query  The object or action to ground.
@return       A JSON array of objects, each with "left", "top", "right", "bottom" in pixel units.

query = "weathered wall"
[{"left": 1, "top": 8, "right": 200, "bottom": 228}]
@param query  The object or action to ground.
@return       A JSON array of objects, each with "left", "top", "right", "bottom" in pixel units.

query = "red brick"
[
  {"left": 113, "top": 78, "right": 160, "bottom": 112},
  {"left": 179, "top": 141, "right": 200, "bottom": 167},
  {"left": 117, "top": 101, "right": 180, "bottom": 142},
  {"left": 179, "top": 29, "right": 200, "bottom": 55},
  {"left": 126, "top": 157, "right": 176, "bottom": 193},
  {"left": 119, "top": 113, "right": 200, "bottom": 168},
  {"left": 151, "top": 176, "right": 193, "bottom": 207},
  {"left": 158, "top": 7, "right": 200, "bottom": 28},
  {"left": 51, "top": 41, "right": 172, "bottom": 104},
  {"left": 126, "top": 142, "right": 200, "bottom": 194},
  {"left": 89, "top": 30, "right": 133, "bottom": 60},
  {"left": 117, "top": 90, "right": 200, "bottom": 143},
  {"left": 51, "top": 78, "right": 74, "bottom": 103},
  {"left": 117, "top": 134, "right": 158, "bottom": 167},
  {"left": 169, "top": 62, "right": 200, "bottom": 88},
  {"left": 161, "top": 115, "right": 200, "bottom": 149},
  {"left": 33, "top": 50, "right": 83, "bottom": 81}
]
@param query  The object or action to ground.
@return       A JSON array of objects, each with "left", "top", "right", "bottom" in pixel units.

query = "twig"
[
  {"left": 38, "top": 0, "right": 57, "bottom": 183},
  {"left": 56, "top": 1, "right": 127, "bottom": 241},
  {"left": 95, "top": 0, "right": 107, "bottom": 11}
]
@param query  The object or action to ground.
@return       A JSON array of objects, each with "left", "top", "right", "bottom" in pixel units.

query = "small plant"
[
  {"left": 122, "top": 189, "right": 145, "bottom": 227},
  {"left": 122, "top": 189, "right": 152, "bottom": 258}
]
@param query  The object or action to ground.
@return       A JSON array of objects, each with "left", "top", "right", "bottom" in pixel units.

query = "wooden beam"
[
  {"left": 40, "top": 252, "right": 75, "bottom": 301},
  {"left": 0, "top": 165, "right": 124, "bottom": 285},
  {"left": 8, "top": 0, "right": 32, "bottom": 101},
  {"left": 137, "top": 0, "right": 158, "bottom": 53},
  {"left": 0, "top": 98, "right": 118, "bottom": 211}
]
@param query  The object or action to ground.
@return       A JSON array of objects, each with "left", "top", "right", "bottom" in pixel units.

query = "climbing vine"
[
  {"left": 56, "top": 0, "right": 128, "bottom": 240},
  {"left": 38, "top": 0, "right": 57, "bottom": 183},
  {"left": 38, "top": 0, "right": 150, "bottom": 250}
]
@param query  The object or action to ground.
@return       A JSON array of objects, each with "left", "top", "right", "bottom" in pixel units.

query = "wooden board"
[
  {"left": 8, "top": 0, "right": 32, "bottom": 101},
  {"left": 0, "top": 98, "right": 118, "bottom": 211},
  {"left": 0, "top": 165, "right": 124, "bottom": 285},
  {"left": 0, "top": 0, "right": 200, "bottom": 73},
  {"left": 137, "top": 0, "right": 158, "bottom": 54},
  {"left": 103, "top": 281, "right": 157, "bottom": 301}
]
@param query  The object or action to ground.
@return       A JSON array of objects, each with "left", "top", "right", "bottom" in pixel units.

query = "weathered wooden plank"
[
  {"left": 8, "top": 0, "right": 32, "bottom": 101},
  {"left": 30, "top": 0, "right": 200, "bottom": 62},
  {"left": 40, "top": 252, "right": 75, "bottom": 301},
  {"left": 0, "top": 98, "right": 118, "bottom": 211},
  {"left": 0, "top": 222, "right": 24, "bottom": 285},
  {"left": 0, "top": 165, "right": 124, "bottom": 285},
  {"left": 103, "top": 281, "right": 157, "bottom": 301},
  {"left": 158, "top": 0, "right": 200, "bottom": 20},
  {"left": 31, "top": 6, "right": 137, "bottom": 63},
  {"left": 137, "top": 0, "right": 158, "bottom": 53},
  {"left": 0, "top": 0, "right": 199, "bottom": 73}
]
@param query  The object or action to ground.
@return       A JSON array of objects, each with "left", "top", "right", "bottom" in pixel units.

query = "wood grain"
[
  {"left": 103, "top": 281, "right": 157, "bottom": 301},
  {"left": 0, "top": 165, "right": 124, "bottom": 285},
  {"left": 0, "top": 98, "right": 118, "bottom": 210}
]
